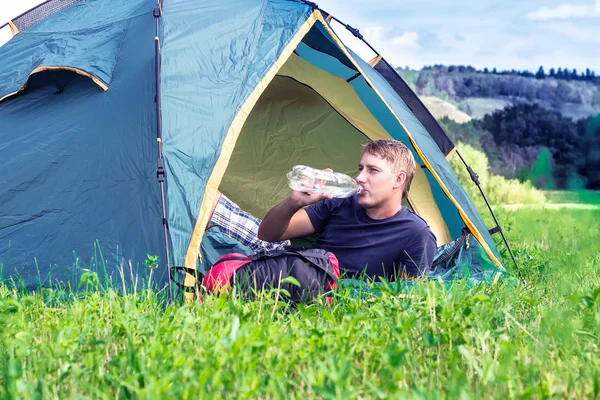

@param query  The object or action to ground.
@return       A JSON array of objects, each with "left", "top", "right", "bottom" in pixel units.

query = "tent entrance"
[{"left": 219, "top": 53, "right": 452, "bottom": 246}]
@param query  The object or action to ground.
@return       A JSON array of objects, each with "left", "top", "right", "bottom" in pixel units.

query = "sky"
[{"left": 1, "top": 0, "right": 598, "bottom": 74}]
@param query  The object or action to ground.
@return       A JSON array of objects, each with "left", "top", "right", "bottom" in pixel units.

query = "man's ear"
[{"left": 393, "top": 172, "right": 406, "bottom": 190}]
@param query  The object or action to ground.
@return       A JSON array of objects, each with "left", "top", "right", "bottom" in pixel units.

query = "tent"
[{"left": 0, "top": 0, "right": 510, "bottom": 293}]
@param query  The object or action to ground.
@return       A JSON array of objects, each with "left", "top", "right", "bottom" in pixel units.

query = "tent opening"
[{"left": 219, "top": 49, "right": 453, "bottom": 246}]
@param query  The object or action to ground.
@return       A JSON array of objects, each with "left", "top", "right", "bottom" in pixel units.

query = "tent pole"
[
  {"left": 299, "top": 1, "right": 381, "bottom": 57},
  {"left": 154, "top": 0, "right": 173, "bottom": 296},
  {"left": 455, "top": 151, "right": 522, "bottom": 278}
]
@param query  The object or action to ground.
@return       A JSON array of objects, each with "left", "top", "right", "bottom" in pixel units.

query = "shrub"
[{"left": 449, "top": 142, "right": 546, "bottom": 206}]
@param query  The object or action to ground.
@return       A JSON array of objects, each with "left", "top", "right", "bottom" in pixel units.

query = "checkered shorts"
[{"left": 207, "top": 194, "right": 290, "bottom": 252}]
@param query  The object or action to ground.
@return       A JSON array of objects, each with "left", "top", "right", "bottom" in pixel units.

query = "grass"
[{"left": 1, "top": 193, "right": 600, "bottom": 398}]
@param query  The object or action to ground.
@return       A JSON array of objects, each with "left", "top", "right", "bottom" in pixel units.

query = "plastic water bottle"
[{"left": 286, "top": 165, "right": 363, "bottom": 198}]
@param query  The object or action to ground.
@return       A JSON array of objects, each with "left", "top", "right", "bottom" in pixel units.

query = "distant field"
[
  {"left": 458, "top": 97, "right": 512, "bottom": 119},
  {"left": 501, "top": 191, "right": 600, "bottom": 210},
  {"left": 1, "top": 192, "right": 600, "bottom": 398},
  {"left": 420, "top": 96, "right": 471, "bottom": 123},
  {"left": 543, "top": 190, "right": 600, "bottom": 204}
]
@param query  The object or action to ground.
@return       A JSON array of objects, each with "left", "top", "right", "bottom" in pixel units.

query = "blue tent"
[{"left": 0, "top": 0, "right": 507, "bottom": 292}]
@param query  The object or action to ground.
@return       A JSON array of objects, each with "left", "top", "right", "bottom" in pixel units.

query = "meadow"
[{"left": 1, "top": 192, "right": 599, "bottom": 399}]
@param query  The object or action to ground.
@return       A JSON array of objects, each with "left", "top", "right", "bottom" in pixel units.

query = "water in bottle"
[{"left": 286, "top": 165, "right": 363, "bottom": 198}]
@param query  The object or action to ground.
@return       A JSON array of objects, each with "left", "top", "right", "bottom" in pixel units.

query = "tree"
[
  {"left": 549, "top": 68, "right": 555, "bottom": 77},
  {"left": 528, "top": 147, "right": 555, "bottom": 189},
  {"left": 580, "top": 116, "right": 600, "bottom": 189},
  {"left": 477, "top": 104, "right": 584, "bottom": 188},
  {"left": 535, "top": 66, "right": 545, "bottom": 79},
  {"left": 415, "top": 72, "right": 429, "bottom": 93}
]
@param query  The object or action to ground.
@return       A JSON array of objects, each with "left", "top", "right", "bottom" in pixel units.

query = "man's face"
[{"left": 355, "top": 152, "right": 404, "bottom": 209}]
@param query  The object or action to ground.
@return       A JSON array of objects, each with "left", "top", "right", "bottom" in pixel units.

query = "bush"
[{"left": 449, "top": 142, "right": 546, "bottom": 206}]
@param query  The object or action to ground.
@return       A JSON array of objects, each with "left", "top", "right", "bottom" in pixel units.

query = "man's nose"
[{"left": 356, "top": 170, "right": 367, "bottom": 184}]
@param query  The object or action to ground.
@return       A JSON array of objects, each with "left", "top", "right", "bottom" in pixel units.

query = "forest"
[{"left": 398, "top": 65, "right": 600, "bottom": 190}]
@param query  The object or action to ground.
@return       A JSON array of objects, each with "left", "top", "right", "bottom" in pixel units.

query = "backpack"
[{"left": 202, "top": 248, "right": 340, "bottom": 302}]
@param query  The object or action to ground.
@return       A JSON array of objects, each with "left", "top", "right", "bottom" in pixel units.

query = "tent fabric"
[
  {"left": 0, "top": 0, "right": 152, "bottom": 101},
  {"left": 295, "top": 42, "right": 357, "bottom": 81},
  {"left": 372, "top": 58, "right": 455, "bottom": 156},
  {"left": 183, "top": 12, "right": 319, "bottom": 287},
  {"left": 0, "top": 23, "right": 126, "bottom": 100},
  {"left": 300, "top": 22, "right": 357, "bottom": 73},
  {"left": 158, "top": 1, "right": 316, "bottom": 277},
  {"left": 0, "top": 1, "right": 166, "bottom": 289},
  {"left": 10, "top": 0, "right": 82, "bottom": 32},
  {"left": 279, "top": 53, "right": 388, "bottom": 141}
]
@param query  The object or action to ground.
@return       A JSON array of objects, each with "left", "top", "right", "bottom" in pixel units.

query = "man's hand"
[
  {"left": 287, "top": 168, "right": 334, "bottom": 207},
  {"left": 288, "top": 189, "right": 333, "bottom": 208},
  {"left": 257, "top": 168, "right": 333, "bottom": 242}
]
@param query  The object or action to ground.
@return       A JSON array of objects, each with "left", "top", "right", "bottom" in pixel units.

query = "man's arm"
[
  {"left": 258, "top": 180, "right": 334, "bottom": 242},
  {"left": 257, "top": 197, "right": 315, "bottom": 242}
]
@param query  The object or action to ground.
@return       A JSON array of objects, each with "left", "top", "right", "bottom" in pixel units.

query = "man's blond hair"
[{"left": 363, "top": 139, "right": 416, "bottom": 199}]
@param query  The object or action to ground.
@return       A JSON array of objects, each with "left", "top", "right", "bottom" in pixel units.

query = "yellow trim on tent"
[
  {"left": 315, "top": 12, "right": 504, "bottom": 269},
  {"left": 8, "top": 21, "right": 19, "bottom": 36},
  {"left": 0, "top": 66, "right": 108, "bottom": 103},
  {"left": 368, "top": 55, "right": 382, "bottom": 67},
  {"left": 493, "top": 271, "right": 502, "bottom": 284},
  {"left": 325, "top": 14, "right": 333, "bottom": 23},
  {"left": 182, "top": 10, "right": 320, "bottom": 290},
  {"left": 446, "top": 146, "right": 457, "bottom": 160},
  {"left": 408, "top": 165, "right": 452, "bottom": 245}
]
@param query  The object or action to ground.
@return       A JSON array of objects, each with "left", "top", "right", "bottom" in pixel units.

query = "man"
[{"left": 257, "top": 139, "right": 436, "bottom": 280}]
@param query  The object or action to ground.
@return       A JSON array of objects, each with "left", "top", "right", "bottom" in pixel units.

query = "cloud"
[
  {"left": 364, "top": 27, "right": 421, "bottom": 50},
  {"left": 390, "top": 31, "right": 420, "bottom": 49},
  {"left": 527, "top": 1, "right": 600, "bottom": 20}
]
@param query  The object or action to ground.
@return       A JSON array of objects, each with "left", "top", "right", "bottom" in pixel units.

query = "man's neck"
[{"left": 365, "top": 201, "right": 402, "bottom": 220}]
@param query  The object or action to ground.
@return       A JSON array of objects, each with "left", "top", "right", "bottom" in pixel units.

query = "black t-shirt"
[{"left": 305, "top": 195, "right": 437, "bottom": 279}]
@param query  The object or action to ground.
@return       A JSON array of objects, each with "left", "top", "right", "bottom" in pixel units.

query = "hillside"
[
  {"left": 395, "top": 65, "right": 600, "bottom": 191},
  {"left": 397, "top": 65, "right": 600, "bottom": 121},
  {"left": 419, "top": 96, "right": 471, "bottom": 123}
]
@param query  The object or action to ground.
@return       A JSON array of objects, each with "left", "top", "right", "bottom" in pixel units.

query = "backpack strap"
[{"left": 283, "top": 249, "right": 340, "bottom": 282}]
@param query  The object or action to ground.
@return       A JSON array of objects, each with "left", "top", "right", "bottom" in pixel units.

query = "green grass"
[
  {"left": 1, "top": 193, "right": 600, "bottom": 398},
  {"left": 544, "top": 190, "right": 600, "bottom": 205}
]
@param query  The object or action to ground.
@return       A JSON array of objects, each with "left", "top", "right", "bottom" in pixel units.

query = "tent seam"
[
  {"left": 107, "top": 18, "right": 132, "bottom": 86},
  {"left": 228, "top": 0, "right": 269, "bottom": 122},
  {"left": 16, "top": 11, "right": 151, "bottom": 35}
]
